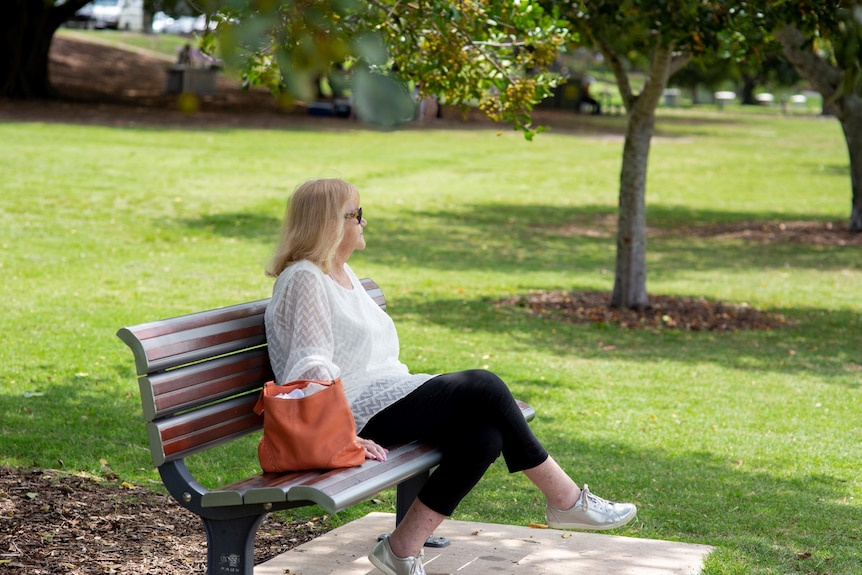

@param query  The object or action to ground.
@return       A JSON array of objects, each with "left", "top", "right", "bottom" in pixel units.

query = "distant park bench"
[
  {"left": 714, "top": 91, "right": 736, "bottom": 109},
  {"left": 117, "top": 278, "right": 535, "bottom": 575},
  {"left": 164, "top": 65, "right": 218, "bottom": 96}
]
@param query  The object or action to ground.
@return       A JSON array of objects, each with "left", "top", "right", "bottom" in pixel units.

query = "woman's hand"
[{"left": 357, "top": 436, "right": 388, "bottom": 462}]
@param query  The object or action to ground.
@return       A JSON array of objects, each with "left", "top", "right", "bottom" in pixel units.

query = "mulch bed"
[
  {"left": 498, "top": 290, "right": 791, "bottom": 331},
  {"left": 0, "top": 467, "right": 328, "bottom": 574}
]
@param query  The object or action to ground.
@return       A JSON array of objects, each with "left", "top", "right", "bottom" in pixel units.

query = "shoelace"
[
  {"left": 581, "top": 485, "right": 612, "bottom": 513},
  {"left": 409, "top": 549, "right": 426, "bottom": 575}
]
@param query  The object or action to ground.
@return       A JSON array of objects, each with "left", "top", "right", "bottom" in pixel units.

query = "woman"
[{"left": 264, "top": 178, "right": 637, "bottom": 575}]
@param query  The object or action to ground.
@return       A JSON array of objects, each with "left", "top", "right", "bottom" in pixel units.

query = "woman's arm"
[{"left": 267, "top": 266, "right": 340, "bottom": 383}]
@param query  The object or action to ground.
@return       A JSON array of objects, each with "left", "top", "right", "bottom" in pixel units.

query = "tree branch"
[
  {"left": 775, "top": 24, "right": 842, "bottom": 99},
  {"left": 51, "top": 0, "right": 92, "bottom": 25},
  {"left": 636, "top": 42, "right": 674, "bottom": 113},
  {"left": 588, "top": 28, "right": 634, "bottom": 111},
  {"left": 367, "top": 0, "right": 516, "bottom": 82},
  {"left": 668, "top": 50, "right": 691, "bottom": 78},
  {"left": 424, "top": 13, "right": 517, "bottom": 82}
]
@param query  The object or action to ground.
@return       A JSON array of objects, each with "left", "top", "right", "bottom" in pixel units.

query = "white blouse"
[{"left": 264, "top": 260, "right": 434, "bottom": 430}]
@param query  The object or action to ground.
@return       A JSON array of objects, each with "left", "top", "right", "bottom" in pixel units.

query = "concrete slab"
[{"left": 256, "top": 512, "right": 713, "bottom": 575}]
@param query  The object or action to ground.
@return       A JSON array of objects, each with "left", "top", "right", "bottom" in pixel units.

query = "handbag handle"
[{"left": 253, "top": 379, "right": 339, "bottom": 415}]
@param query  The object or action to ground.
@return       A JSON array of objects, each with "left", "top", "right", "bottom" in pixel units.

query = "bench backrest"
[{"left": 117, "top": 278, "right": 386, "bottom": 467}]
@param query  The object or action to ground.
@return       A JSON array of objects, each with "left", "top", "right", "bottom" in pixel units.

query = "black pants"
[{"left": 358, "top": 369, "right": 549, "bottom": 516}]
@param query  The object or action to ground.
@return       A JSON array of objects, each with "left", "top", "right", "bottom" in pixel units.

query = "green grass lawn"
[{"left": 0, "top": 109, "right": 859, "bottom": 575}]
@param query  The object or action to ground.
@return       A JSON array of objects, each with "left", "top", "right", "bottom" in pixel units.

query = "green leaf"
[
  {"left": 353, "top": 32, "right": 388, "bottom": 66},
  {"left": 351, "top": 66, "right": 415, "bottom": 127}
]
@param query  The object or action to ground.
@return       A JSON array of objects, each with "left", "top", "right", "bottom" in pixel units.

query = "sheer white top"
[{"left": 264, "top": 260, "right": 434, "bottom": 430}]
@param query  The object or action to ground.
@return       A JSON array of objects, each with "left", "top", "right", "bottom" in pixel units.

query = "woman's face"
[{"left": 335, "top": 193, "right": 366, "bottom": 260}]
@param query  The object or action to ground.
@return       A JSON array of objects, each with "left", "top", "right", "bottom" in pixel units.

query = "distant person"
[
  {"left": 581, "top": 76, "right": 602, "bottom": 115},
  {"left": 177, "top": 43, "right": 192, "bottom": 66},
  {"left": 176, "top": 43, "right": 218, "bottom": 68},
  {"left": 418, "top": 95, "right": 438, "bottom": 122}
]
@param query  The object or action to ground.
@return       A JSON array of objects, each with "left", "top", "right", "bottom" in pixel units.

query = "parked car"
[
  {"left": 151, "top": 11, "right": 174, "bottom": 33},
  {"left": 152, "top": 11, "right": 218, "bottom": 34},
  {"left": 116, "top": 0, "right": 143, "bottom": 31},
  {"left": 89, "top": 0, "right": 121, "bottom": 28},
  {"left": 66, "top": 2, "right": 94, "bottom": 26},
  {"left": 164, "top": 15, "right": 198, "bottom": 34},
  {"left": 65, "top": 0, "right": 143, "bottom": 31}
]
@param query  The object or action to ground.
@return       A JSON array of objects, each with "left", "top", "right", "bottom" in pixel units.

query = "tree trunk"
[
  {"left": 741, "top": 75, "right": 757, "bottom": 105},
  {"left": 607, "top": 44, "right": 683, "bottom": 310},
  {"left": 842, "top": 97, "right": 862, "bottom": 232},
  {"left": 776, "top": 24, "right": 862, "bottom": 233},
  {"left": 612, "top": 109, "right": 653, "bottom": 310},
  {"left": 1, "top": 0, "right": 88, "bottom": 98}
]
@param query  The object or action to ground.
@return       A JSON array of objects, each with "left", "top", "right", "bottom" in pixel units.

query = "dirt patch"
[
  {"left": 0, "top": 34, "right": 329, "bottom": 129},
  {"left": 498, "top": 291, "right": 791, "bottom": 332},
  {"left": 675, "top": 219, "right": 861, "bottom": 246},
  {"left": 553, "top": 215, "right": 861, "bottom": 247},
  {"left": 0, "top": 467, "right": 329, "bottom": 574}
]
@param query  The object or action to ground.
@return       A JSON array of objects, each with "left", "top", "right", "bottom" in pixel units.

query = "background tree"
[
  {"left": 2, "top": 0, "right": 190, "bottom": 98},
  {"left": 736, "top": 50, "right": 800, "bottom": 105},
  {"left": 2, "top": 0, "right": 91, "bottom": 98},
  {"left": 671, "top": 56, "right": 735, "bottom": 105},
  {"left": 668, "top": 52, "right": 799, "bottom": 106},
  {"left": 558, "top": 0, "right": 734, "bottom": 309},
  {"left": 765, "top": 0, "right": 862, "bottom": 232}
]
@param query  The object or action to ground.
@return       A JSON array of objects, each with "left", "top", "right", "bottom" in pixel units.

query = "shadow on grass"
[
  {"left": 0, "top": 367, "right": 149, "bottom": 471},
  {"left": 174, "top": 203, "right": 859, "bottom": 277},
  {"left": 465, "top": 431, "right": 862, "bottom": 574},
  {"left": 389, "top": 294, "right": 861, "bottom": 389},
  {"left": 359, "top": 203, "right": 858, "bottom": 275},
  {"left": 177, "top": 212, "right": 281, "bottom": 242},
  {"left": 161, "top": 203, "right": 861, "bottom": 387}
]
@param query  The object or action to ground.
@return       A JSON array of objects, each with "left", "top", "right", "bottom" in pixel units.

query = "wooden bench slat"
[
  {"left": 201, "top": 469, "right": 320, "bottom": 508},
  {"left": 235, "top": 442, "right": 438, "bottom": 510},
  {"left": 198, "top": 489, "right": 244, "bottom": 507},
  {"left": 122, "top": 299, "right": 270, "bottom": 342},
  {"left": 141, "top": 348, "right": 273, "bottom": 421},
  {"left": 117, "top": 299, "right": 270, "bottom": 375},
  {"left": 143, "top": 320, "right": 265, "bottom": 364},
  {"left": 515, "top": 400, "right": 536, "bottom": 422},
  {"left": 148, "top": 392, "right": 262, "bottom": 466},
  {"left": 360, "top": 278, "right": 386, "bottom": 310},
  {"left": 286, "top": 442, "right": 441, "bottom": 513}
]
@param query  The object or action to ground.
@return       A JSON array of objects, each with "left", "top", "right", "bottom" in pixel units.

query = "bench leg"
[
  {"left": 395, "top": 470, "right": 428, "bottom": 525},
  {"left": 391, "top": 471, "right": 449, "bottom": 548},
  {"left": 202, "top": 513, "right": 266, "bottom": 575}
]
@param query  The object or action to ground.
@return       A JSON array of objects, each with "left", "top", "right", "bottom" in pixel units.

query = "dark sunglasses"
[{"left": 344, "top": 207, "right": 363, "bottom": 224}]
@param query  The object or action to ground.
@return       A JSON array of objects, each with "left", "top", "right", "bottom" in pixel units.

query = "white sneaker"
[
  {"left": 369, "top": 535, "right": 426, "bottom": 575},
  {"left": 546, "top": 484, "right": 637, "bottom": 530}
]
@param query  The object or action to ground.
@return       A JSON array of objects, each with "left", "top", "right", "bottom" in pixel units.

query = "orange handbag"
[{"left": 253, "top": 378, "right": 366, "bottom": 472}]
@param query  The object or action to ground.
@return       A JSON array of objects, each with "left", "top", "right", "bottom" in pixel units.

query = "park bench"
[{"left": 117, "top": 278, "right": 535, "bottom": 575}]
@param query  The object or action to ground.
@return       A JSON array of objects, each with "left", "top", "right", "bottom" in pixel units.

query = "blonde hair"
[{"left": 266, "top": 178, "right": 358, "bottom": 277}]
